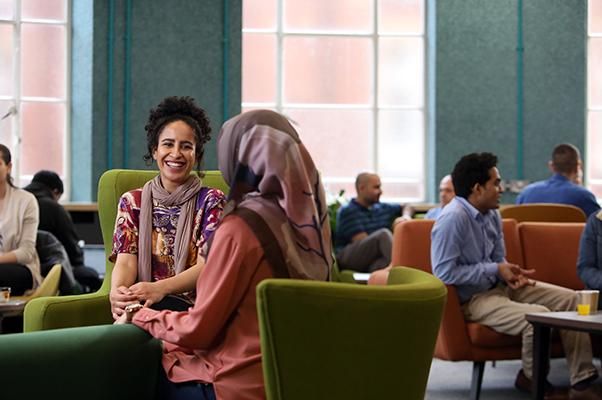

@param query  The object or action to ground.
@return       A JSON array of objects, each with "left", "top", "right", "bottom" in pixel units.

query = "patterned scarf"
[
  {"left": 138, "top": 175, "right": 202, "bottom": 282},
  {"left": 217, "top": 110, "right": 332, "bottom": 280}
]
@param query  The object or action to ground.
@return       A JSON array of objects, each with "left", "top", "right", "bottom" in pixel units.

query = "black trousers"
[{"left": 0, "top": 263, "right": 33, "bottom": 295}]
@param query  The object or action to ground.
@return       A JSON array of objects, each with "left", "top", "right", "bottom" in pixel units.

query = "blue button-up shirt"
[
  {"left": 516, "top": 173, "right": 600, "bottom": 217},
  {"left": 431, "top": 197, "right": 504, "bottom": 303}
]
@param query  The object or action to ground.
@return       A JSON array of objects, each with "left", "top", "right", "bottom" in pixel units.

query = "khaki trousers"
[{"left": 463, "top": 281, "right": 598, "bottom": 385}]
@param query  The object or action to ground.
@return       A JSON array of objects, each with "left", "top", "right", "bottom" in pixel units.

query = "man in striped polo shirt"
[{"left": 335, "top": 173, "right": 411, "bottom": 272}]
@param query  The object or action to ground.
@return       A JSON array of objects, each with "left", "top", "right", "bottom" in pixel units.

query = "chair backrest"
[
  {"left": 519, "top": 222, "right": 585, "bottom": 290},
  {"left": 500, "top": 203, "right": 586, "bottom": 223},
  {"left": 97, "top": 169, "right": 229, "bottom": 291},
  {"left": 257, "top": 267, "right": 447, "bottom": 400},
  {"left": 14, "top": 264, "right": 62, "bottom": 302}
]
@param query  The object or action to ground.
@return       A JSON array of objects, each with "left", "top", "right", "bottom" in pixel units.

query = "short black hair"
[
  {"left": 143, "top": 96, "right": 211, "bottom": 174},
  {"left": 452, "top": 152, "right": 498, "bottom": 199},
  {"left": 31, "top": 170, "right": 64, "bottom": 194},
  {"left": 551, "top": 143, "right": 580, "bottom": 174}
]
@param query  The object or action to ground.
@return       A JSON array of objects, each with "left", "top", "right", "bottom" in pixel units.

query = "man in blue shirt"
[
  {"left": 335, "top": 173, "right": 411, "bottom": 272},
  {"left": 431, "top": 152, "right": 598, "bottom": 397},
  {"left": 516, "top": 143, "right": 600, "bottom": 217},
  {"left": 425, "top": 174, "right": 455, "bottom": 220}
]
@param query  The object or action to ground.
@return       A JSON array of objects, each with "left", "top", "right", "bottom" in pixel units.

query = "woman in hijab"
[
  {"left": 109, "top": 96, "right": 226, "bottom": 319},
  {"left": 116, "top": 109, "right": 332, "bottom": 400}
]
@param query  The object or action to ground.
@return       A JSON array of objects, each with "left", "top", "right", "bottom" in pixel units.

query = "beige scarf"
[{"left": 138, "top": 175, "right": 202, "bottom": 282}]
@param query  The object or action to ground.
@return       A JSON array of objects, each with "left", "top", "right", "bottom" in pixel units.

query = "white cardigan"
[{"left": 0, "top": 185, "right": 41, "bottom": 289}]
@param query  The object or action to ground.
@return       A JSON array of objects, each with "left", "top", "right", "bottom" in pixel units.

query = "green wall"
[
  {"left": 434, "top": 0, "right": 586, "bottom": 202},
  {"left": 71, "top": 0, "right": 241, "bottom": 201}
]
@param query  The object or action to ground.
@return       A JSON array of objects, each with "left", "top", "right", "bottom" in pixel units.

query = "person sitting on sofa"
[
  {"left": 577, "top": 210, "right": 602, "bottom": 311},
  {"left": 24, "top": 170, "right": 102, "bottom": 293},
  {"left": 0, "top": 144, "right": 42, "bottom": 295},
  {"left": 425, "top": 174, "right": 455, "bottom": 220},
  {"left": 516, "top": 143, "right": 600, "bottom": 217},
  {"left": 109, "top": 96, "right": 226, "bottom": 319},
  {"left": 335, "top": 172, "right": 412, "bottom": 272},
  {"left": 431, "top": 152, "right": 600, "bottom": 398},
  {"left": 116, "top": 109, "right": 332, "bottom": 400}
]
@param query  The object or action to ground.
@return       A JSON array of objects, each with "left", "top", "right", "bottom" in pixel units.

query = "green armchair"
[
  {"left": 24, "top": 169, "right": 229, "bottom": 331},
  {"left": 257, "top": 266, "right": 447, "bottom": 400},
  {"left": 0, "top": 324, "right": 162, "bottom": 399}
]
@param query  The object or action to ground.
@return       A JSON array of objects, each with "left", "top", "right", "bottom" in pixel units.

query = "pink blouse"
[{"left": 133, "top": 213, "right": 272, "bottom": 400}]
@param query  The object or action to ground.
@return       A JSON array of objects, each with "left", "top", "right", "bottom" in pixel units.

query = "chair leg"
[{"left": 470, "top": 361, "right": 485, "bottom": 400}]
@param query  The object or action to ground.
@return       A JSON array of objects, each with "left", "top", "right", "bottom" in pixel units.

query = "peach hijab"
[{"left": 217, "top": 110, "right": 332, "bottom": 280}]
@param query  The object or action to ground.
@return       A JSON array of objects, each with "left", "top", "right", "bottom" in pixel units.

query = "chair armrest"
[
  {"left": 24, "top": 291, "right": 112, "bottom": 332},
  {"left": 434, "top": 285, "right": 473, "bottom": 361},
  {"left": 0, "top": 324, "right": 161, "bottom": 399}
]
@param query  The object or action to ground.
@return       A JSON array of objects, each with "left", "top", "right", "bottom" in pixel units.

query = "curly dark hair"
[
  {"left": 143, "top": 96, "right": 211, "bottom": 174},
  {"left": 452, "top": 152, "right": 498, "bottom": 199}
]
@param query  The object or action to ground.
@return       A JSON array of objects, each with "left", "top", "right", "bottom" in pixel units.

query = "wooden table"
[
  {"left": 526, "top": 311, "right": 602, "bottom": 400},
  {"left": 0, "top": 300, "right": 27, "bottom": 333}
]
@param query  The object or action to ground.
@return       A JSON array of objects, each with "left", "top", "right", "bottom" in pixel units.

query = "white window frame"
[
  {"left": 242, "top": 1, "right": 427, "bottom": 202},
  {"left": 0, "top": 0, "right": 70, "bottom": 196}
]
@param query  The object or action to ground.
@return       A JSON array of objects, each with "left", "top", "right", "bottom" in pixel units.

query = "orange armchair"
[{"left": 391, "top": 219, "right": 523, "bottom": 400}]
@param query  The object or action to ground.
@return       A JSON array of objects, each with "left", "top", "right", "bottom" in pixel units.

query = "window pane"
[
  {"left": 379, "top": 37, "right": 424, "bottom": 107},
  {"left": 243, "top": 0, "right": 276, "bottom": 30},
  {"left": 378, "top": 110, "right": 424, "bottom": 199},
  {"left": 283, "top": 108, "right": 373, "bottom": 179},
  {"left": 21, "top": 0, "right": 66, "bottom": 21},
  {"left": 0, "top": 0, "right": 13, "bottom": 19},
  {"left": 242, "top": 33, "right": 277, "bottom": 103},
  {"left": 0, "top": 100, "right": 14, "bottom": 148},
  {"left": 21, "top": 24, "right": 66, "bottom": 98},
  {"left": 285, "top": 0, "right": 373, "bottom": 33},
  {"left": 589, "top": 38, "right": 602, "bottom": 108},
  {"left": 590, "top": 0, "right": 602, "bottom": 35},
  {"left": 284, "top": 36, "right": 373, "bottom": 104},
  {"left": 379, "top": 0, "right": 424, "bottom": 34},
  {"left": 0, "top": 24, "right": 13, "bottom": 96},
  {"left": 587, "top": 111, "right": 602, "bottom": 197},
  {"left": 20, "top": 102, "right": 65, "bottom": 175}
]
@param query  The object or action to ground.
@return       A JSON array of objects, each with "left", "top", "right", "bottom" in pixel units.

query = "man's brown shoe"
[{"left": 514, "top": 369, "right": 561, "bottom": 398}]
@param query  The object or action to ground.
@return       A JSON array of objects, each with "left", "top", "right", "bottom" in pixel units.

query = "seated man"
[
  {"left": 517, "top": 143, "right": 600, "bottom": 217},
  {"left": 335, "top": 172, "right": 411, "bottom": 272},
  {"left": 24, "top": 171, "right": 102, "bottom": 292},
  {"left": 577, "top": 210, "right": 602, "bottom": 311},
  {"left": 431, "top": 152, "right": 599, "bottom": 397},
  {"left": 425, "top": 174, "right": 455, "bottom": 219}
]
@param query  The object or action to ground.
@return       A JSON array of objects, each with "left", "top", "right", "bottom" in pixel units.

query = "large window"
[
  {"left": 0, "top": 0, "right": 69, "bottom": 189},
  {"left": 588, "top": 0, "right": 602, "bottom": 197},
  {"left": 242, "top": 0, "right": 426, "bottom": 201}
]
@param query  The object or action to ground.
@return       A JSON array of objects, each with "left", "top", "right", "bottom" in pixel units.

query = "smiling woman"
[{"left": 108, "top": 97, "right": 226, "bottom": 320}]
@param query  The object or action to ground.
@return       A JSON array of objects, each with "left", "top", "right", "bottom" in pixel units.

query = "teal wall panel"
[
  {"left": 522, "top": 0, "right": 586, "bottom": 182},
  {"left": 434, "top": 0, "right": 586, "bottom": 202},
  {"left": 71, "top": 0, "right": 241, "bottom": 201}
]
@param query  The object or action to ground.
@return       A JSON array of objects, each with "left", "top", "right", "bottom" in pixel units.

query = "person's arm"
[
  {"left": 130, "top": 216, "right": 267, "bottom": 350},
  {"left": 109, "top": 253, "right": 139, "bottom": 319},
  {"left": 431, "top": 213, "right": 499, "bottom": 288},
  {"left": 581, "top": 191, "right": 601, "bottom": 217},
  {"left": 53, "top": 204, "right": 85, "bottom": 266},
  {"left": 336, "top": 205, "right": 365, "bottom": 245},
  {"left": 577, "top": 214, "right": 602, "bottom": 290},
  {"left": 0, "top": 194, "right": 38, "bottom": 264}
]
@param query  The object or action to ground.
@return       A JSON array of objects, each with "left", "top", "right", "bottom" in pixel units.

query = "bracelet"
[{"left": 125, "top": 303, "right": 143, "bottom": 322}]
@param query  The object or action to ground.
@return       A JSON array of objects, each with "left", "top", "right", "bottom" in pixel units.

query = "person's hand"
[
  {"left": 113, "top": 312, "right": 128, "bottom": 325},
  {"left": 498, "top": 263, "right": 536, "bottom": 289},
  {"left": 128, "top": 281, "right": 167, "bottom": 308},
  {"left": 110, "top": 285, "right": 138, "bottom": 320}
]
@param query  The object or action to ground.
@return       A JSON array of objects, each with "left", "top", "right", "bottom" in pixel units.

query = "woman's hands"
[
  {"left": 128, "top": 281, "right": 168, "bottom": 308},
  {"left": 110, "top": 286, "right": 138, "bottom": 320}
]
